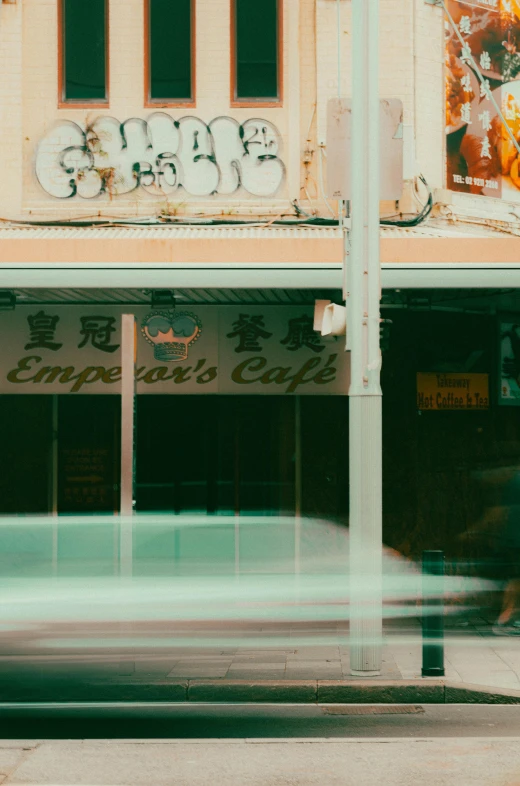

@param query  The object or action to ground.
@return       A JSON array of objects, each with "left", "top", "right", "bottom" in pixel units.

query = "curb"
[
  {"left": 2, "top": 679, "right": 520, "bottom": 704},
  {"left": 187, "top": 680, "right": 520, "bottom": 705}
]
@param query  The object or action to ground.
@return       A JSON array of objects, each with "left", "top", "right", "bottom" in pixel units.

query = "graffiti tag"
[{"left": 35, "top": 113, "right": 286, "bottom": 199}]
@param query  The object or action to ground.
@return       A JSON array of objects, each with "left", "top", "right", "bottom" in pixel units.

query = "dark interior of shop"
[{"left": 0, "top": 288, "right": 519, "bottom": 572}]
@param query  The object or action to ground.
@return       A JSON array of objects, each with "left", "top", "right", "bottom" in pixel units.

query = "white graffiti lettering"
[{"left": 35, "top": 114, "right": 286, "bottom": 199}]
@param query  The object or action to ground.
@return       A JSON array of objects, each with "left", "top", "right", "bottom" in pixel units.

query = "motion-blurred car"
[{"left": 0, "top": 515, "right": 495, "bottom": 698}]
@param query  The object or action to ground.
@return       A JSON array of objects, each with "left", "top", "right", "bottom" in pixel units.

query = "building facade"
[
  {"left": 0, "top": 0, "right": 519, "bottom": 573},
  {"left": 0, "top": 0, "right": 444, "bottom": 221}
]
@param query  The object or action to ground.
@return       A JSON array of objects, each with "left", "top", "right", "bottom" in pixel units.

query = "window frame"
[
  {"left": 230, "top": 0, "right": 283, "bottom": 108},
  {"left": 58, "top": 0, "right": 110, "bottom": 108},
  {"left": 144, "top": 0, "right": 196, "bottom": 108}
]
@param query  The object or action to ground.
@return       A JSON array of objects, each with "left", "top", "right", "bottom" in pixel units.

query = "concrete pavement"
[
  {"left": 3, "top": 706, "right": 520, "bottom": 785},
  {"left": 390, "top": 616, "right": 520, "bottom": 690},
  {"left": 2, "top": 739, "right": 520, "bottom": 786},
  {"left": 3, "top": 615, "right": 520, "bottom": 703}
]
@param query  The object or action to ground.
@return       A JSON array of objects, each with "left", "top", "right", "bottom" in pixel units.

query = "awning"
[
  {"left": 0, "top": 222, "right": 519, "bottom": 289},
  {"left": 0, "top": 262, "right": 520, "bottom": 290}
]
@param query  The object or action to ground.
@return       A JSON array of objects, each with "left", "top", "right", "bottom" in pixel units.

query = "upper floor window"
[
  {"left": 146, "top": 0, "right": 194, "bottom": 105},
  {"left": 59, "top": 0, "right": 108, "bottom": 104},
  {"left": 232, "top": 0, "right": 281, "bottom": 105}
]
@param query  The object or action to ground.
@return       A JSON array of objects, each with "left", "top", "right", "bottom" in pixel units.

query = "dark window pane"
[
  {"left": 150, "top": 0, "right": 192, "bottom": 101},
  {"left": 63, "top": 0, "right": 106, "bottom": 101},
  {"left": 57, "top": 396, "right": 120, "bottom": 514},
  {"left": 0, "top": 397, "right": 52, "bottom": 514},
  {"left": 236, "top": 0, "right": 278, "bottom": 100}
]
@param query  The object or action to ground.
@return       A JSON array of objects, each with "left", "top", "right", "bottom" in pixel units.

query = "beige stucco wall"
[
  {"left": 0, "top": 1, "right": 23, "bottom": 217},
  {"left": 314, "top": 0, "right": 445, "bottom": 206},
  {"left": 0, "top": 0, "right": 446, "bottom": 222}
]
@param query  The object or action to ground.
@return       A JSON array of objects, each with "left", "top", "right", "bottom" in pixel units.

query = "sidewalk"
[
  {"left": 101, "top": 616, "right": 520, "bottom": 690},
  {"left": 389, "top": 616, "right": 520, "bottom": 692},
  {"left": 2, "top": 615, "right": 520, "bottom": 704}
]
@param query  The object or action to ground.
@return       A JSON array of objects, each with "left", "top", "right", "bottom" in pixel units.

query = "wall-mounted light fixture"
[
  {"left": 151, "top": 290, "right": 176, "bottom": 310},
  {"left": 408, "top": 296, "right": 432, "bottom": 312}
]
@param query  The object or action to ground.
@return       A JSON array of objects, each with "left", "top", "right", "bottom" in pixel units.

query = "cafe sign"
[
  {"left": 0, "top": 306, "right": 349, "bottom": 395},
  {"left": 417, "top": 372, "right": 490, "bottom": 410}
]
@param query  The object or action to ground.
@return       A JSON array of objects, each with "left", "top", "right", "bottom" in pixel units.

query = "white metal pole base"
[{"left": 349, "top": 393, "right": 383, "bottom": 676}]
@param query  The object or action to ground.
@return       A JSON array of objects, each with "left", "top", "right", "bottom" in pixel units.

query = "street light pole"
[{"left": 348, "top": 0, "right": 383, "bottom": 675}]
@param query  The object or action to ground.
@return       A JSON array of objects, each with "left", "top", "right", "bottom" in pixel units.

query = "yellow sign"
[{"left": 417, "top": 373, "right": 489, "bottom": 411}]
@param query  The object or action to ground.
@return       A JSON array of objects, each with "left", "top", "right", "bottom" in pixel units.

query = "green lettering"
[
  {"left": 33, "top": 366, "right": 77, "bottom": 384},
  {"left": 197, "top": 367, "right": 218, "bottom": 385},
  {"left": 231, "top": 357, "right": 267, "bottom": 384},
  {"left": 260, "top": 366, "right": 293, "bottom": 385},
  {"left": 171, "top": 367, "right": 193, "bottom": 384},
  {"left": 312, "top": 354, "right": 338, "bottom": 386},
  {"left": 286, "top": 358, "right": 322, "bottom": 393},
  {"left": 7, "top": 356, "right": 42, "bottom": 384},
  {"left": 70, "top": 367, "right": 105, "bottom": 393},
  {"left": 143, "top": 367, "right": 170, "bottom": 384},
  {"left": 102, "top": 367, "right": 121, "bottom": 384}
]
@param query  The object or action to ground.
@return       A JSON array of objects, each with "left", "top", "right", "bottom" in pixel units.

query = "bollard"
[{"left": 421, "top": 550, "right": 445, "bottom": 677}]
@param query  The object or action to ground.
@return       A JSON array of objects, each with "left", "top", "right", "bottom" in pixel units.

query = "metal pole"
[
  {"left": 51, "top": 395, "right": 58, "bottom": 577},
  {"left": 422, "top": 550, "right": 445, "bottom": 677},
  {"left": 120, "top": 314, "right": 136, "bottom": 577},
  {"left": 294, "top": 395, "right": 302, "bottom": 576},
  {"left": 348, "top": 0, "right": 383, "bottom": 675}
]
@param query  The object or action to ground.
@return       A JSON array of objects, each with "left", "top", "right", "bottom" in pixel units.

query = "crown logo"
[{"left": 141, "top": 310, "right": 202, "bottom": 362}]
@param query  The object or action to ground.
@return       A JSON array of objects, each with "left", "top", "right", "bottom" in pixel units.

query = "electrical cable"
[
  {"left": 0, "top": 178, "right": 433, "bottom": 230},
  {"left": 0, "top": 215, "right": 339, "bottom": 228},
  {"left": 379, "top": 175, "right": 433, "bottom": 227}
]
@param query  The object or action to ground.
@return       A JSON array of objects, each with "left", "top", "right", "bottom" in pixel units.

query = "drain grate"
[{"left": 321, "top": 705, "right": 425, "bottom": 716}]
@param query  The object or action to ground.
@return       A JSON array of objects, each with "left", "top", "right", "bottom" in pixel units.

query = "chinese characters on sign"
[
  {"left": 78, "top": 317, "right": 120, "bottom": 353},
  {"left": 446, "top": 0, "right": 520, "bottom": 200},
  {"left": 226, "top": 314, "right": 326, "bottom": 354},
  {"left": 25, "top": 311, "right": 63, "bottom": 351},
  {"left": 24, "top": 312, "right": 121, "bottom": 353},
  {"left": 227, "top": 315, "right": 273, "bottom": 353},
  {"left": 280, "top": 316, "right": 325, "bottom": 353},
  {"left": 3, "top": 307, "right": 348, "bottom": 396}
]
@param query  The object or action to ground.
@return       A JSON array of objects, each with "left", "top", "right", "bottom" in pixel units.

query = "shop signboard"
[
  {"left": 417, "top": 372, "right": 490, "bottom": 410},
  {"left": 445, "top": 0, "right": 520, "bottom": 200},
  {"left": 0, "top": 306, "right": 349, "bottom": 396},
  {"left": 499, "top": 321, "right": 520, "bottom": 403}
]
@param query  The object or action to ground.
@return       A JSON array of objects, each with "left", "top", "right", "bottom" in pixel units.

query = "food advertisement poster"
[
  {"left": 446, "top": 0, "right": 520, "bottom": 199},
  {"left": 500, "top": 321, "right": 520, "bottom": 404}
]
